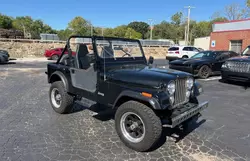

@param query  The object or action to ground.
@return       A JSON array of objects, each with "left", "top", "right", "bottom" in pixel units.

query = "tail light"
[{"left": 175, "top": 51, "right": 179, "bottom": 54}]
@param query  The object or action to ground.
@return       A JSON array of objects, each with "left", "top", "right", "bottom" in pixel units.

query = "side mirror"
[{"left": 149, "top": 56, "right": 154, "bottom": 65}]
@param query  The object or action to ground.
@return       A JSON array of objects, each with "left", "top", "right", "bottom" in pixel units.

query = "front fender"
[
  {"left": 113, "top": 90, "right": 161, "bottom": 110},
  {"left": 49, "top": 71, "right": 69, "bottom": 91}
]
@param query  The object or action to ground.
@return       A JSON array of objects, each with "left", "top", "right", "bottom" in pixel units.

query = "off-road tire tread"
[
  {"left": 49, "top": 81, "right": 74, "bottom": 114},
  {"left": 115, "top": 100, "right": 162, "bottom": 152}
]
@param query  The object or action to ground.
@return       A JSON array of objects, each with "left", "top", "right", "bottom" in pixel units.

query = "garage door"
[{"left": 230, "top": 40, "right": 242, "bottom": 54}]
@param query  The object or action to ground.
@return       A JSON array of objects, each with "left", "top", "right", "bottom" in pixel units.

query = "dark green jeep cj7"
[{"left": 46, "top": 36, "right": 209, "bottom": 152}]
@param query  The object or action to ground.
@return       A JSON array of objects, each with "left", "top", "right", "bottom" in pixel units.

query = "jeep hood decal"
[{"left": 106, "top": 65, "right": 192, "bottom": 88}]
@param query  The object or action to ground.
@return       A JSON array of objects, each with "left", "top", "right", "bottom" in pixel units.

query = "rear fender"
[{"left": 49, "top": 71, "right": 69, "bottom": 91}]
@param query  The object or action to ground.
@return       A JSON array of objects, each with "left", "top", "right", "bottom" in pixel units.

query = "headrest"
[{"left": 77, "top": 44, "right": 89, "bottom": 57}]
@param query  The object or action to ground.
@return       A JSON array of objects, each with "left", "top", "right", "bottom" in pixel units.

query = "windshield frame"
[
  {"left": 93, "top": 36, "right": 147, "bottom": 63},
  {"left": 242, "top": 46, "right": 250, "bottom": 56}
]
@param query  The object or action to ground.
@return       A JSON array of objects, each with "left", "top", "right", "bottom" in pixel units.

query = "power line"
[{"left": 184, "top": 6, "right": 195, "bottom": 45}]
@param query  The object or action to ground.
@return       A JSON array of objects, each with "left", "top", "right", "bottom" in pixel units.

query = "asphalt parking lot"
[{"left": 0, "top": 58, "right": 249, "bottom": 161}]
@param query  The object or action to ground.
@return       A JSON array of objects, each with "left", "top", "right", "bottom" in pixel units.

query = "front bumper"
[
  {"left": 167, "top": 101, "right": 209, "bottom": 128},
  {"left": 221, "top": 70, "right": 250, "bottom": 82}
]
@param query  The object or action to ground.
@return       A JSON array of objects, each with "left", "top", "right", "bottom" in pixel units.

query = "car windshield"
[
  {"left": 242, "top": 47, "right": 250, "bottom": 56},
  {"left": 95, "top": 39, "right": 144, "bottom": 59},
  {"left": 191, "top": 51, "right": 217, "bottom": 59}
]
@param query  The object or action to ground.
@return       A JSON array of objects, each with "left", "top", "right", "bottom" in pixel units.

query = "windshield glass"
[
  {"left": 95, "top": 39, "right": 143, "bottom": 59},
  {"left": 242, "top": 47, "right": 250, "bottom": 56},
  {"left": 191, "top": 51, "right": 217, "bottom": 59}
]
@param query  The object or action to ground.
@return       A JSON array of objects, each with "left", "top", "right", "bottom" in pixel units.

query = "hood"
[
  {"left": 227, "top": 56, "right": 250, "bottom": 62},
  {"left": 106, "top": 64, "right": 192, "bottom": 88},
  {"left": 170, "top": 58, "right": 212, "bottom": 65}
]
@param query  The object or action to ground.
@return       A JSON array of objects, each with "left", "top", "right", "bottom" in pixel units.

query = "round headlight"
[
  {"left": 186, "top": 77, "right": 194, "bottom": 90},
  {"left": 186, "top": 90, "right": 191, "bottom": 98},
  {"left": 167, "top": 81, "right": 176, "bottom": 95}
]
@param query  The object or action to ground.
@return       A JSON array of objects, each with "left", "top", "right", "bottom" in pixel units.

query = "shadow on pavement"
[
  {"left": 70, "top": 101, "right": 115, "bottom": 121},
  {"left": 0, "top": 62, "right": 16, "bottom": 65},
  {"left": 69, "top": 101, "right": 206, "bottom": 152},
  {"left": 219, "top": 79, "right": 250, "bottom": 89},
  {"left": 149, "top": 115, "right": 206, "bottom": 152}
]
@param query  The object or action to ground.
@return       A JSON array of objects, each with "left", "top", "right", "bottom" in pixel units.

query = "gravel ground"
[{"left": 0, "top": 58, "right": 249, "bottom": 161}]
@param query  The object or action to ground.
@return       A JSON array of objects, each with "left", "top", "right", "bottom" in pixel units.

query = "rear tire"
[
  {"left": 198, "top": 65, "right": 211, "bottom": 79},
  {"left": 49, "top": 81, "right": 74, "bottom": 114},
  {"left": 182, "top": 55, "right": 188, "bottom": 59},
  {"left": 115, "top": 101, "right": 162, "bottom": 152}
]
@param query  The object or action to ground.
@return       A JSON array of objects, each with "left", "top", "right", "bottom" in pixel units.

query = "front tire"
[
  {"left": 49, "top": 81, "right": 74, "bottom": 114},
  {"left": 115, "top": 101, "right": 162, "bottom": 152},
  {"left": 198, "top": 65, "right": 211, "bottom": 79}
]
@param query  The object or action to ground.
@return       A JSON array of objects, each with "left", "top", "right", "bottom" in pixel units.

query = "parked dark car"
[
  {"left": 221, "top": 46, "right": 250, "bottom": 83},
  {"left": 44, "top": 47, "right": 76, "bottom": 60},
  {"left": 169, "top": 50, "right": 239, "bottom": 79},
  {"left": 46, "top": 35, "right": 208, "bottom": 152},
  {"left": 0, "top": 49, "right": 10, "bottom": 64}
]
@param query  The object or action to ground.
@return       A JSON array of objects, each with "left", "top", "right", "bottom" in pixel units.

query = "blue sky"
[{"left": 0, "top": 0, "right": 247, "bottom": 30}]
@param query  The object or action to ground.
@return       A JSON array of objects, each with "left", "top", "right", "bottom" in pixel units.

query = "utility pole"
[
  {"left": 148, "top": 19, "right": 153, "bottom": 40},
  {"left": 184, "top": 25, "right": 187, "bottom": 45},
  {"left": 91, "top": 25, "right": 93, "bottom": 36},
  {"left": 184, "top": 6, "right": 195, "bottom": 45},
  {"left": 101, "top": 27, "right": 104, "bottom": 36}
]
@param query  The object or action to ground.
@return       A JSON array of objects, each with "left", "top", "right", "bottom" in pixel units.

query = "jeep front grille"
[
  {"left": 173, "top": 78, "right": 188, "bottom": 107},
  {"left": 227, "top": 61, "right": 250, "bottom": 73}
]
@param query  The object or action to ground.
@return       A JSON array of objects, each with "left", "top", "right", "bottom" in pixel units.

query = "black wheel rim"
[{"left": 201, "top": 66, "right": 209, "bottom": 78}]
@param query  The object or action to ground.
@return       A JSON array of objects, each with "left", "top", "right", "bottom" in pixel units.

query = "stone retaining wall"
[{"left": 0, "top": 41, "right": 168, "bottom": 59}]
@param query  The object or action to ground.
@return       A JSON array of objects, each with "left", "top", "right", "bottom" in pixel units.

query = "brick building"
[{"left": 210, "top": 18, "right": 250, "bottom": 53}]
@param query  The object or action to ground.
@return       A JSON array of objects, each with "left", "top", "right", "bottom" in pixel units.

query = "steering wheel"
[
  {"left": 122, "top": 52, "right": 132, "bottom": 57},
  {"left": 121, "top": 49, "right": 132, "bottom": 57}
]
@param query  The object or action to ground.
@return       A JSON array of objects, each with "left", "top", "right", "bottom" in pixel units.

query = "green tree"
[
  {"left": 127, "top": 21, "right": 149, "bottom": 39},
  {"left": 12, "top": 16, "right": 34, "bottom": 38},
  {"left": 103, "top": 28, "right": 114, "bottom": 37},
  {"left": 153, "top": 21, "right": 178, "bottom": 39},
  {"left": 171, "top": 12, "right": 183, "bottom": 26},
  {"left": 124, "top": 28, "right": 142, "bottom": 39},
  {"left": 57, "top": 29, "right": 73, "bottom": 40},
  {"left": 0, "top": 14, "right": 13, "bottom": 29},
  {"left": 67, "top": 16, "right": 92, "bottom": 36},
  {"left": 112, "top": 25, "right": 127, "bottom": 37},
  {"left": 12, "top": 16, "right": 56, "bottom": 39}
]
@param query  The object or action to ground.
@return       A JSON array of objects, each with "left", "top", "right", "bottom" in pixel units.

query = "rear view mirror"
[{"left": 149, "top": 56, "right": 154, "bottom": 65}]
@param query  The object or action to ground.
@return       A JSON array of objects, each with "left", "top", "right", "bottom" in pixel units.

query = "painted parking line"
[{"left": 198, "top": 76, "right": 222, "bottom": 81}]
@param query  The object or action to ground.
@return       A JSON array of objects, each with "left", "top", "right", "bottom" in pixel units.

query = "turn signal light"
[{"left": 141, "top": 92, "right": 152, "bottom": 98}]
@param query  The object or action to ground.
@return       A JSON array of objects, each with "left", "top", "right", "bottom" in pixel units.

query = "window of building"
[{"left": 230, "top": 40, "right": 242, "bottom": 54}]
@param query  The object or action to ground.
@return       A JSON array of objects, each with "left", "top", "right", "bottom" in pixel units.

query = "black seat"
[{"left": 76, "top": 44, "right": 90, "bottom": 69}]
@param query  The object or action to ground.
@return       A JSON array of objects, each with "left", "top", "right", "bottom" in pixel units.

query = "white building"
[{"left": 194, "top": 36, "right": 210, "bottom": 50}]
